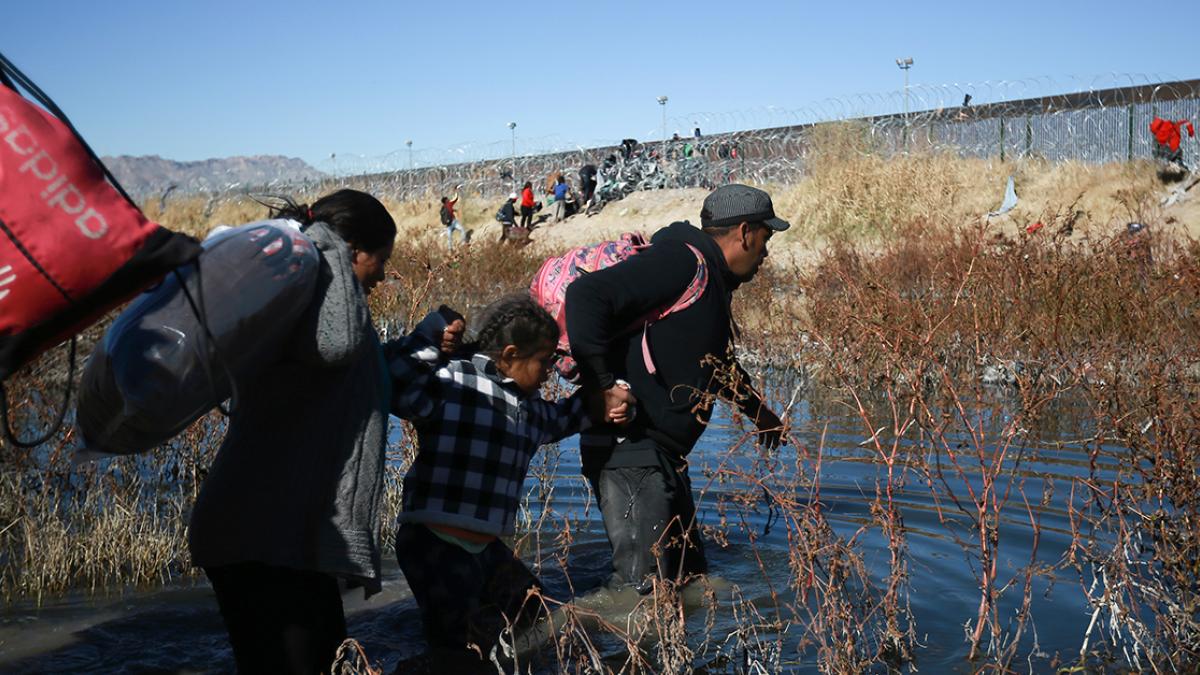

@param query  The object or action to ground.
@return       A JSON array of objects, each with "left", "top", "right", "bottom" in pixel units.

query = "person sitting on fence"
[{"left": 387, "top": 296, "right": 628, "bottom": 664}]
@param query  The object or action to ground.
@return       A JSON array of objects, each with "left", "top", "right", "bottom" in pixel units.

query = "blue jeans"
[{"left": 446, "top": 219, "right": 466, "bottom": 248}]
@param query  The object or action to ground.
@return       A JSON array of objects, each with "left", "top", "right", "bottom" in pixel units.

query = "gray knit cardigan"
[{"left": 188, "top": 221, "right": 391, "bottom": 596}]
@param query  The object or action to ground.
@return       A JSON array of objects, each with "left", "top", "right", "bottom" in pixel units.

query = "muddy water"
[{"left": 0, "top": 382, "right": 1119, "bottom": 673}]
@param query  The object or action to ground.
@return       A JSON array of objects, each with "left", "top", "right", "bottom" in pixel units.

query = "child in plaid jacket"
[{"left": 388, "top": 295, "right": 628, "bottom": 661}]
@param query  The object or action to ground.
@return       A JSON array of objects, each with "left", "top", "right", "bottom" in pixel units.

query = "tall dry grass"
[
  {"left": 742, "top": 217, "right": 1198, "bottom": 670},
  {"left": 764, "top": 121, "right": 1173, "bottom": 249},
  {"left": 141, "top": 187, "right": 499, "bottom": 249}
]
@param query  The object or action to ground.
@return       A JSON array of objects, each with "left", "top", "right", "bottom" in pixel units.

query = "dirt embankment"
[{"left": 394, "top": 161, "right": 1199, "bottom": 270}]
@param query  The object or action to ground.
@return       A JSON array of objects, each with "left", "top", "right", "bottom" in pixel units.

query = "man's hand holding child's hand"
[
  {"left": 603, "top": 381, "right": 636, "bottom": 426},
  {"left": 586, "top": 381, "right": 636, "bottom": 428}
]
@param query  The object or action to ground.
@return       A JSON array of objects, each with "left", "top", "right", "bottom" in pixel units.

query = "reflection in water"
[{"left": 0, "top": 385, "right": 1119, "bottom": 673}]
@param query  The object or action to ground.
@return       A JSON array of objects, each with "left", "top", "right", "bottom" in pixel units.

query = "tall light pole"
[
  {"left": 657, "top": 96, "right": 668, "bottom": 152},
  {"left": 895, "top": 57, "right": 913, "bottom": 148},
  {"left": 507, "top": 121, "right": 517, "bottom": 187},
  {"left": 405, "top": 139, "right": 413, "bottom": 170}
]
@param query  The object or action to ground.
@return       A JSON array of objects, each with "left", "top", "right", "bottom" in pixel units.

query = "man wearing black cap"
[{"left": 566, "top": 183, "right": 788, "bottom": 594}]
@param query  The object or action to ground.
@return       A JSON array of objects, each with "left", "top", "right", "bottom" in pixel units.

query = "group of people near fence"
[
  {"left": 442, "top": 169, "right": 595, "bottom": 247},
  {"left": 192, "top": 183, "right": 789, "bottom": 673}
]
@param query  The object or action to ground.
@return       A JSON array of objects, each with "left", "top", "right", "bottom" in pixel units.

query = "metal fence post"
[
  {"left": 1025, "top": 115, "right": 1032, "bottom": 157},
  {"left": 1127, "top": 104, "right": 1134, "bottom": 161},
  {"left": 999, "top": 115, "right": 1006, "bottom": 162}
]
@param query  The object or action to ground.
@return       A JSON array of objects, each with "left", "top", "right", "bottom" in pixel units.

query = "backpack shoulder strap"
[
  {"left": 639, "top": 243, "right": 709, "bottom": 375},
  {"left": 658, "top": 243, "right": 708, "bottom": 317}
]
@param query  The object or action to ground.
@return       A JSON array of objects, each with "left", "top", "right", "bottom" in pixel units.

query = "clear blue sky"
[{"left": 3, "top": 0, "right": 1194, "bottom": 173}]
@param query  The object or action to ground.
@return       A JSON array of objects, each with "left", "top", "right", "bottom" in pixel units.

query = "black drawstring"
[
  {"left": 173, "top": 259, "right": 239, "bottom": 417},
  {"left": 0, "top": 54, "right": 89, "bottom": 448},
  {"left": 0, "top": 52, "right": 167, "bottom": 448},
  {"left": 0, "top": 51, "right": 137, "bottom": 208},
  {"left": 1, "top": 337, "right": 75, "bottom": 449}
]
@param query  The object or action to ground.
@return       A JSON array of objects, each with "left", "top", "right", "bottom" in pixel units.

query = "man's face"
[{"left": 728, "top": 223, "right": 773, "bottom": 282}]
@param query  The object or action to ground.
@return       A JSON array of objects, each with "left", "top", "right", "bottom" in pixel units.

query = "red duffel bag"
[{"left": 0, "top": 52, "right": 202, "bottom": 445}]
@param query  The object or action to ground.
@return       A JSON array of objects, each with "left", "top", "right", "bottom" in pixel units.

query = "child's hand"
[
  {"left": 436, "top": 305, "right": 466, "bottom": 355},
  {"left": 603, "top": 381, "right": 636, "bottom": 427},
  {"left": 586, "top": 382, "right": 634, "bottom": 427}
]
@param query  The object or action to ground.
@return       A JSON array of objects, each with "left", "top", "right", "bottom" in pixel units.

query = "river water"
[{"left": 0, "top": 380, "right": 1124, "bottom": 673}]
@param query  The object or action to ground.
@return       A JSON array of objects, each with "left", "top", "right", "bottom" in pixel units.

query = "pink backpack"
[{"left": 529, "top": 232, "right": 708, "bottom": 381}]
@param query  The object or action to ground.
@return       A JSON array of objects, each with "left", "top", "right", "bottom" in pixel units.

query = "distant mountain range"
[{"left": 101, "top": 154, "right": 326, "bottom": 196}]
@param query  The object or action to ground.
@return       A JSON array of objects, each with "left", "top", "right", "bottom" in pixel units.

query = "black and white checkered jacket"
[{"left": 388, "top": 311, "right": 589, "bottom": 537}]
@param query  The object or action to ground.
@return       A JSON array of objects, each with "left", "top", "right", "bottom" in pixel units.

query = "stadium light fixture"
[{"left": 895, "top": 57, "right": 914, "bottom": 147}]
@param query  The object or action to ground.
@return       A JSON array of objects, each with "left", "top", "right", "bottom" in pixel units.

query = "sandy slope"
[
  {"left": 389, "top": 169, "right": 1200, "bottom": 267},
  {"left": 395, "top": 187, "right": 829, "bottom": 269}
]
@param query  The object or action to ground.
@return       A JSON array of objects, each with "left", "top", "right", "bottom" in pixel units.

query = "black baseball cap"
[{"left": 700, "top": 184, "right": 790, "bottom": 231}]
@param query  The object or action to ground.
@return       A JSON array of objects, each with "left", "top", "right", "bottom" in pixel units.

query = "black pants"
[
  {"left": 396, "top": 523, "right": 543, "bottom": 654},
  {"left": 205, "top": 562, "right": 346, "bottom": 675},
  {"left": 519, "top": 205, "right": 533, "bottom": 229},
  {"left": 584, "top": 460, "right": 708, "bottom": 593}
]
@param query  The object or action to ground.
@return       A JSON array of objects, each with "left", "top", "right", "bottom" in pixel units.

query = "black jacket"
[
  {"left": 566, "top": 222, "right": 764, "bottom": 464},
  {"left": 498, "top": 199, "right": 516, "bottom": 223}
]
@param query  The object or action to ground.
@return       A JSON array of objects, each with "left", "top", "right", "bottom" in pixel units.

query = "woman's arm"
[{"left": 386, "top": 310, "right": 457, "bottom": 421}]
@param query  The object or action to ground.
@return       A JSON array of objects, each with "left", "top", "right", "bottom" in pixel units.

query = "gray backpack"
[{"left": 76, "top": 220, "right": 320, "bottom": 454}]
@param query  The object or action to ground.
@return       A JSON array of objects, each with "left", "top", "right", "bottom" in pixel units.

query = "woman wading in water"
[{"left": 188, "top": 189, "right": 461, "bottom": 674}]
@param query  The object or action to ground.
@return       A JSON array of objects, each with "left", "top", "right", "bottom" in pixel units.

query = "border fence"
[{"left": 153, "top": 77, "right": 1200, "bottom": 204}]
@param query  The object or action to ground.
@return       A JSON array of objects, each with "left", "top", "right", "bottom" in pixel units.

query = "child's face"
[{"left": 497, "top": 341, "right": 558, "bottom": 395}]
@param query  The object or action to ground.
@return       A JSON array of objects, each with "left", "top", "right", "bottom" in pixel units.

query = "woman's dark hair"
[
  {"left": 270, "top": 189, "right": 396, "bottom": 252},
  {"left": 469, "top": 294, "right": 559, "bottom": 358},
  {"left": 523, "top": 181, "right": 532, "bottom": 190}
]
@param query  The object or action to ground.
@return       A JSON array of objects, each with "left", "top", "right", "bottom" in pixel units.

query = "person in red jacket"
[
  {"left": 518, "top": 181, "right": 535, "bottom": 230},
  {"left": 1150, "top": 117, "right": 1195, "bottom": 170}
]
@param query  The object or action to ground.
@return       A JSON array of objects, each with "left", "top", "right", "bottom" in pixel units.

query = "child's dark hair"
[
  {"left": 269, "top": 189, "right": 396, "bottom": 252},
  {"left": 470, "top": 294, "right": 559, "bottom": 358}
]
